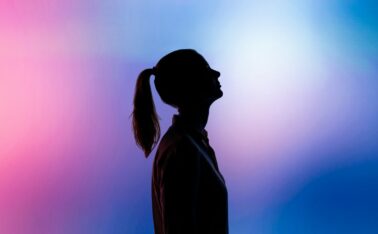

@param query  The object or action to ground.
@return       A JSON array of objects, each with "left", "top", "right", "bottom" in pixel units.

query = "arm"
[{"left": 161, "top": 138, "right": 201, "bottom": 234}]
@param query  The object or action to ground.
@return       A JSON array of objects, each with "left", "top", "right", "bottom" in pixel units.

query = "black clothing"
[{"left": 152, "top": 115, "right": 228, "bottom": 234}]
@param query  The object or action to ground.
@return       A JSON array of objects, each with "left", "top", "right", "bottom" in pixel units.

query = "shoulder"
[
  {"left": 155, "top": 127, "right": 201, "bottom": 170},
  {"left": 156, "top": 126, "right": 191, "bottom": 157}
]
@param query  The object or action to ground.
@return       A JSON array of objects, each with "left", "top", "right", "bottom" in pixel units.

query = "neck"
[{"left": 178, "top": 104, "right": 210, "bottom": 130}]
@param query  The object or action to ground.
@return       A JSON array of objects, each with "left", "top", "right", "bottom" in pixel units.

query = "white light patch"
[{"left": 208, "top": 2, "right": 324, "bottom": 165}]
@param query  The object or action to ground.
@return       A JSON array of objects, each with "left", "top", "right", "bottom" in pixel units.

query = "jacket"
[{"left": 152, "top": 115, "right": 228, "bottom": 234}]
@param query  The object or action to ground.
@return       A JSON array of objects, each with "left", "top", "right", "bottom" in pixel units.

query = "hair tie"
[{"left": 151, "top": 66, "right": 157, "bottom": 75}]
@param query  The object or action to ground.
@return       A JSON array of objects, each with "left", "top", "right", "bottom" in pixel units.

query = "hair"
[
  {"left": 132, "top": 49, "right": 206, "bottom": 157},
  {"left": 132, "top": 68, "right": 160, "bottom": 157}
]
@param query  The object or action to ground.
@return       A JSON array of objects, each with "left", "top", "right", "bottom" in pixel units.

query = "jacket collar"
[{"left": 172, "top": 114, "right": 209, "bottom": 141}]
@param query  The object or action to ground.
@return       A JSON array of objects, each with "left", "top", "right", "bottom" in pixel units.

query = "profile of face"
[
  {"left": 192, "top": 53, "right": 223, "bottom": 104},
  {"left": 155, "top": 49, "right": 223, "bottom": 107}
]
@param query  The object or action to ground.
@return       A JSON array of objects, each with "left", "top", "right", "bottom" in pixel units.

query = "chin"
[
  {"left": 203, "top": 88, "right": 223, "bottom": 105},
  {"left": 210, "top": 89, "right": 223, "bottom": 103},
  {"left": 216, "top": 88, "right": 223, "bottom": 98}
]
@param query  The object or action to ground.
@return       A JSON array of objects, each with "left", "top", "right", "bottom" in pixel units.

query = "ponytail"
[{"left": 132, "top": 68, "right": 160, "bottom": 157}]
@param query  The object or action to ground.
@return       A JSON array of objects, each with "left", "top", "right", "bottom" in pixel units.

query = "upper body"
[
  {"left": 131, "top": 49, "right": 227, "bottom": 233},
  {"left": 152, "top": 114, "right": 228, "bottom": 234}
]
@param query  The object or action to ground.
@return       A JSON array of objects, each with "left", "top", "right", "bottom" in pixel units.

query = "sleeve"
[{"left": 160, "top": 138, "right": 201, "bottom": 234}]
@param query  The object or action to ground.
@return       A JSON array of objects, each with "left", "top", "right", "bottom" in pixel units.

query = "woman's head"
[
  {"left": 154, "top": 49, "right": 222, "bottom": 107},
  {"left": 132, "top": 49, "right": 222, "bottom": 157}
]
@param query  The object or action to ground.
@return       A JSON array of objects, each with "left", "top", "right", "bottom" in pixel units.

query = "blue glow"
[{"left": 1, "top": 0, "right": 377, "bottom": 233}]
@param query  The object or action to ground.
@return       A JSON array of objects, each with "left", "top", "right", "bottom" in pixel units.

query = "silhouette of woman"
[{"left": 132, "top": 49, "right": 228, "bottom": 234}]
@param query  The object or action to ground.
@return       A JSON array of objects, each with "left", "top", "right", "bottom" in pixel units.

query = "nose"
[{"left": 212, "top": 69, "right": 220, "bottom": 78}]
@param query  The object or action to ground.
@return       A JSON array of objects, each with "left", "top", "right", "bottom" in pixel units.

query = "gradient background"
[{"left": 1, "top": 0, "right": 378, "bottom": 233}]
